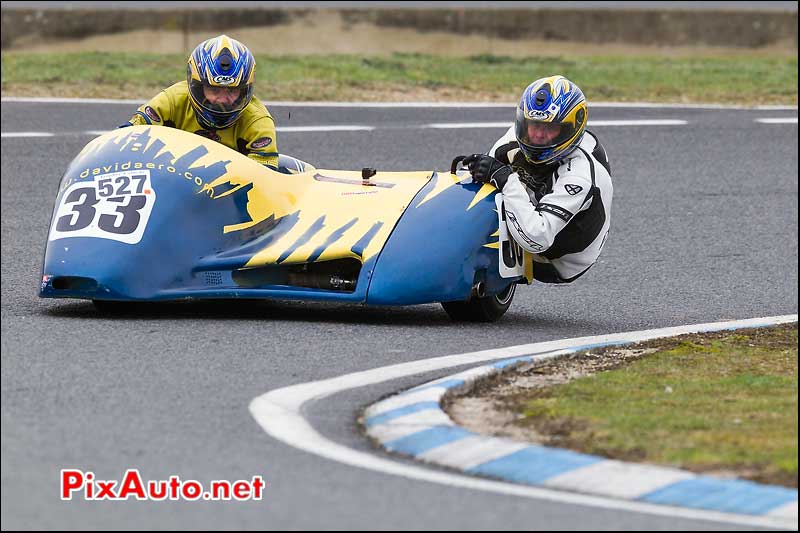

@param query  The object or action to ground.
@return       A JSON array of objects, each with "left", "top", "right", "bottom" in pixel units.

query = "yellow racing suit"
[{"left": 125, "top": 81, "right": 279, "bottom": 168}]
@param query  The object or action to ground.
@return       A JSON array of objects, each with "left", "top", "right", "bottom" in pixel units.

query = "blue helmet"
[
  {"left": 515, "top": 75, "right": 588, "bottom": 166},
  {"left": 187, "top": 35, "right": 256, "bottom": 130}
]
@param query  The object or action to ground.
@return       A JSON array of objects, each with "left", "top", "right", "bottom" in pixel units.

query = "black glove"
[{"left": 462, "top": 154, "right": 513, "bottom": 191}]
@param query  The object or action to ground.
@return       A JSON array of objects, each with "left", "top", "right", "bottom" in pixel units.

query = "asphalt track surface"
[{"left": 1, "top": 100, "right": 798, "bottom": 530}]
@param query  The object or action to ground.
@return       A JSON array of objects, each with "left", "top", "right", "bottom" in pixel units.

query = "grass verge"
[
  {"left": 2, "top": 52, "right": 797, "bottom": 104},
  {"left": 508, "top": 324, "right": 798, "bottom": 487},
  {"left": 449, "top": 324, "right": 799, "bottom": 488}
]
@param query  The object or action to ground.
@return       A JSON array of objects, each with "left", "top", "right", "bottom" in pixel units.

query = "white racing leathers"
[{"left": 489, "top": 127, "right": 613, "bottom": 283}]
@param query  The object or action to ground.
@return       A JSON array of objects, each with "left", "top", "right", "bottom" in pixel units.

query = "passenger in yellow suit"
[{"left": 122, "top": 35, "right": 279, "bottom": 170}]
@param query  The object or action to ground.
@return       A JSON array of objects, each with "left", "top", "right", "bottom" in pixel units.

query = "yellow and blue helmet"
[
  {"left": 187, "top": 35, "right": 256, "bottom": 130},
  {"left": 514, "top": 75, "right": 587, "bottom": 166}
]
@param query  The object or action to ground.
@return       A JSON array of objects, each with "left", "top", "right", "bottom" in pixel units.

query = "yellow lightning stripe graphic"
[
  {"left": 415, "top": 172, "right": 462, "bottom": 208},
  {"left": 141, "top": 129, "right": 230, "bottom": 174},
  {"left": 467, "top": 183, "right": 496, "bottom": 210},
  {"left": 417, "top": 173, "right": 495, "bottom": 212},
  {"left": 205, "top": 174, "right": 304, "bottom": 233},
  {"left": 240, "top": 170, "right": 432, "bottom": 266},
  {"left": 483, "top": 229, "right": 500, "bottom": 249},
  {"left": 247, "top": 216, "right": 329, "bottom": 265},
  {"left": 78, "top": 128, "right": 130, "bottom": 158},
  {"left": 77, "top": 127, "right": 500, "bottom": 272},
  {"left": 148, "top": 136, "right": 174, "bottom": 160}
]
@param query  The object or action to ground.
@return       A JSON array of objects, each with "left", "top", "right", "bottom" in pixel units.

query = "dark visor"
[{"left": 515, "top": 107, "right": 580, "bottom": 150}]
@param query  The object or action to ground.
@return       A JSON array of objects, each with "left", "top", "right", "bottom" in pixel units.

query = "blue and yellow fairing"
[{"left": 40, "top": 126, "right": 516, "bottom": 305}]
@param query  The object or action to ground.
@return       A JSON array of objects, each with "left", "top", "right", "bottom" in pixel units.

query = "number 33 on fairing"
[{"left": 49, "top": 171, "right": 156, "bottom": 245}]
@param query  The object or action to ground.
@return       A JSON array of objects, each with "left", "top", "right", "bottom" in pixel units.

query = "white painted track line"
[
  {"left": 277, "top": 125, "right": 375, "bottom": 132},
  {"left": 755, "top": 117, "right": 798, "bottom": 124},
  {"left": 1, "top": 132, "right": 54, "bottom": 138},
  {"left": 1, "top": 96, "right": 797, "bottom": 110},
  {"left": 250, "top": 315, "right": 797, "bottom": 530},
  {"left": 1, "top": 119, "right": 694, "bottom": 139},
  {"left": 425, "top": 120, "right": 689, "bottom": 129}
]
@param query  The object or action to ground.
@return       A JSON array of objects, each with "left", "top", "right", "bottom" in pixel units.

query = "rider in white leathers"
[{"left": 462, "top": 75, "right": 613, "bottom": 283}]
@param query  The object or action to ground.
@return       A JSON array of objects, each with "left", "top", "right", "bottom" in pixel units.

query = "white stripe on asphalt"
[
  {"left": 418, "top": 436, "right": 530, "bottom": 471},
  {"left": 367, "top": 423, "right": 437, "bottom": 444},
  {"left": 277, "top": 125, "right": 375, "bottom": 132},
  {"left": 0, "top": 126, "right": 374, "bottom": 137},
  {"left": 425, "top": 119, "right": 688, "bottom": 129},
  {"left": 407, "top": 364, "right": 499, "bottom": 390},
  {"left": 365, "top": 387, "right": 450, "bottom": 418},
  {"left": 755, "top": 117, "right": 798, "bottom": 124},
  {"left": 1, "top": 96, "right": 796, "bottom": 111},
  {"left": 373, "top": 409, "right": 455, "bottom": 430},
  {"left": 769, "top": 500, "right": 798, "bottom": 519},
  {"left": 425, "top": 122, "right": 512, "bottom": 129},
  {"left": 249, "top": 315, "right": 797, "bottom": 530},
  {"left": 85, "top": 126, "right": 377, "bottom": 134},
  {"left": 1, "top": 97, "right": 144, "bottom": 105},
  {"left": 3, "top": 117, "right": 794, "bottom": 139},
  {"left": 542, "top": 459, "right": 695, "bottom": 499},
  {"left": 1, "top": 119, "right": 686, "bottom": 139},
  {"left": 589, "top": 119, "right": 688, "bottom": 126},
  {"left": 0, "top": 132, "right": 54, "bottom": 138}
]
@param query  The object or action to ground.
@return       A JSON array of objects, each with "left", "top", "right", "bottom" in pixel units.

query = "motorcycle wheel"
[{"left": 441, "top": 283, "right": 516, "bottom": 322}]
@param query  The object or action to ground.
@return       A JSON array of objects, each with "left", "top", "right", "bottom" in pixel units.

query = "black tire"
[{"left": 441, "top": 283, "right": 516, "bottom": 322}]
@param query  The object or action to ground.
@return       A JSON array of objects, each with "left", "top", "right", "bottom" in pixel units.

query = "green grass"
[
  {"left": 517, "top": 325, "right": 798, "bottom": 487},
  {"left": 2, "top": 52, "right": 797, "bottom": 104}
]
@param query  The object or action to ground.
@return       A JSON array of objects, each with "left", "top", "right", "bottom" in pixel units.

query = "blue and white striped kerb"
[{"left": 363, "top": 323, "right": 798, "bottom": 521}]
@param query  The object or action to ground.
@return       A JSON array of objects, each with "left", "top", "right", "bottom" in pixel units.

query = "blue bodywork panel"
[{"left": 40, "top": 126, "right": 518, "bottom": 305}]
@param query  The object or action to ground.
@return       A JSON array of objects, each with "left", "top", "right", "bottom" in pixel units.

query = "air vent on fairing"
[{"left": 51, "top": 276, "right": 98, "bottom": 291}]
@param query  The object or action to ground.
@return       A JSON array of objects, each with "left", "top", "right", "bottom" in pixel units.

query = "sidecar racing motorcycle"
[{"left": 39, "top": 126, "right": 532, "bottom": 321}]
